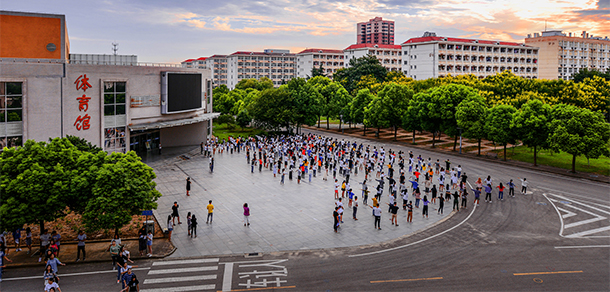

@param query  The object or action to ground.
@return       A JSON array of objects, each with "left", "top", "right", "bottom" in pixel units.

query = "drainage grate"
[
  {"left": 245, "top": 252, "right": 262, "bottom": 258},
  {"left": 178, "top": 155, "right": 191, "bottom": 160}
]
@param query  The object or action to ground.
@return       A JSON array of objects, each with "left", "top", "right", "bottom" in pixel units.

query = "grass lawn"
[
  {"left": 213, "top": 123, "right": 266, "bottom": 141},
  {"left": 496, "top": 146, "right": 610, "bottom": 176},
  {"left": 318, "top": 116, "right": 342, "bottom": 125}
]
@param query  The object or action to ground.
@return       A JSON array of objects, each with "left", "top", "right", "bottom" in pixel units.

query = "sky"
[{"left": 3, "top": 0, "right": 609, "bottom": 63}]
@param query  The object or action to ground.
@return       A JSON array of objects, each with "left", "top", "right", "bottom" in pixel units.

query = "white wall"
[{"left": 402, "top": 43, "right": 437, "bottom": 80}]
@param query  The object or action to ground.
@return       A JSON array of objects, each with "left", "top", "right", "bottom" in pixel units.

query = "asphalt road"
[{"left": 2, "top": 129, "right": 608, "bottom": 291}]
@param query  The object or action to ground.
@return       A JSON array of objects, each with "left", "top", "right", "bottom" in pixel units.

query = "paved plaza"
[{"left": 149, "top": 134, "right": 456, "bottom": 258}]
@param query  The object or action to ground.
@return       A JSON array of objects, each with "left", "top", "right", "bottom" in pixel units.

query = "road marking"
[
  {"left": 557, "top": 207, "right": 577, "bottom": 219},
  {"left": 555, "top": 245, "right": 610, "bottom": 249},
  {"left": 370, "top": 276, "right": 443, "bottom": 283},
  {"left": 148, "top": 266, "right": 218, "bottom": 275},
  {"left": 152, "top": 258, "right": 220, "bottom": 266},
  {"left": 544, "top": 193, "right": 610, "bottom": 238},
  {"left": 513, "top": 270, "right": 583, "bottom": 276},
  {"left": 1, "top": 267, "right": 151, "bottom": 281},
  {"left": 144, "top": 274, "right": 217, "bottom": 284},
  {"left": 349, "top": 188, "right": 477, "bottom": 257},
  {"left": 217, "top": 286, "right": 296, "bottom": 292},
  {"left": 565, "top": 226, "right": 610, "bottom": 238},
  {"left": 141, "top": 284, "right": 216, "bottom": 292},
  {"left": 538, "top": 187, "right": 610, "bottom": 203},
  {"left": 222, "top": 262, "right": 234, "bottom": 292}
]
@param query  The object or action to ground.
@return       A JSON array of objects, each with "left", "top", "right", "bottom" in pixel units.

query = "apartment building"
[
  {"left": 401, "top": 32, "right": 539, "bottom": 80},
  {"left": 296, "top": 49, "right": 344, "bottom": 79},
  {"left": 226, "top": 49, "right": 296, "bottom": 89},
  {"left": 181, "top": 57, "right": 207, "bottom": 69},
  {"left": 344, "top": 43, "right": 402, "bottom": 72},
  {"left": 205, "top": 55, "right": 228, "bottom": 87},
  {"left": 357, "top": 17, "right": 395, "bottom": 45},
  {"left": 525, "top": 30, "right": 610, "bottom": 80}
]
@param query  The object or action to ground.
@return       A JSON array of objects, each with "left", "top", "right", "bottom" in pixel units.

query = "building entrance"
[{"left": 129, "top": 129, "right": 160, "bottom": 157}]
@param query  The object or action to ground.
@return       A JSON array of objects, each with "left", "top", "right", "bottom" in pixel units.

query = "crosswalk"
[
  {"left": 545, "top": 193, "right": 610, "bottom": 238},
  {"left": 140, "top": 258, "right": 220, "bottom": 292}
]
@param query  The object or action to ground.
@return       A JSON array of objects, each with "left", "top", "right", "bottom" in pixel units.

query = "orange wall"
[{"left": 0, "top": 14, "right": 62, "bottom": 59}]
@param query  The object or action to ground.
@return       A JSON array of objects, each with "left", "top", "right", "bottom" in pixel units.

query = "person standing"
[
  {"left": 452, "top": 191, "right": 460, "bottom": 211},
  {"left": 146, "top": 230, "right": 153, "bottom": 257},
  {"left": 484, "top": 184, "right": 493, "bottom": 203},
  {"left": 422, "top": 196, "right": 429, "bottom": 218},
  {"left": 108, "top": 240, "right": 121, "bottom": 269},
  {"left": 281, "top": 169, "right": 285, "bottom": 184},
  {"left": 472, "top": 187, "right": 481, "bottom": 206},
  {"left": 406, "top": 201, "right": 413, "bottom": 222},
  {"left": 158, "top": 143, "right": 162, "bottom": 155},
  {"left": 171, "top": 202, "right": 182, "bottom": 225},
  {"left": 438, "top": 196, "right": 444, "bottom": 214},
  {"left": 372, "top": 204, "right": 382, "bottom": 230},
  {"left": 243, "top": 203, "right": 250, "bottom": 226},
  {"left": 45, "top": 253, "right": 65, "bottom": 274},
  {"left": 508, "top": 179, "right": 515, "bottom": 197},
  {"left": 51, "top": 231, "right": 60, "bottom": 256},
  {"left": 186, "top": 177, "right": 191, "bottom": 196},
  {"left": 497, "top": 183, "right": 505, "bottom": 201},
  {"left": 206, "top": 200, "right": 214, "bottom": 224},
  {"left": 39, "top": 229, "right": 51, "bottom": 262},
  {"left": 25, "top": 227, "right": 32, "bottom": 254},
  {"left": 187, "top": 212, "right": 192, "bottom": 236},
  {"left": 333, "top": 207, "right": 340, "bottom": 233},
  {"left": 190, "top": 215, "right": 198, "bottom": 238},
  {"left": 389, "top": 202, "right": 399, "bottom": 226},
  {"left": 353, "top": 196, "right": 359, "bottom": 220},
  {"left": 166, "top": 215, "right": 174, "bottom": 241},
  {"left": 519, "top": 177, "right": 528, "bottom": 195},
  {"left": 75, "top": 230, "right": 86, "bottom": 262},
  {"left": 0, "top": 244, "right": 13, "bottom": 283}
]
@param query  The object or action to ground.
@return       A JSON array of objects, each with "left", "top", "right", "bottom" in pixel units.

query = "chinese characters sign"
[{"left": 73, "top": 74, "right": 92, "bottom": 131}]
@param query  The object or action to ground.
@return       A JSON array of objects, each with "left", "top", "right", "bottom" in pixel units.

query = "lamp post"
[
  {"left": 340, "top": 114, "right": 344, "bottom": 134},
  {"left": 458, "top": 127, "right": 463, "bottom": 154}
]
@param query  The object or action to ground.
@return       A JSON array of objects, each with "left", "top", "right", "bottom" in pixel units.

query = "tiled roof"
[
  {"left": 229, "top": 51, "right": 295, "bottom": 56},
  {"left": 181, "top": 59, "right": 195, "bottom": 63},
  {"left": 344, "top": 43, "right": 402, "bottom": 50},
  {"left": 297, "top": 48, "right": 344, "bottom": 54},
  {"left": 196, "top": 57, "right": 207, "bottom": 61}
]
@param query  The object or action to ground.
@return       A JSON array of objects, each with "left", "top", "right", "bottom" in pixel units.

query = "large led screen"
[{"left": 161, "top": 72, "right": 202, "bottom": 114}]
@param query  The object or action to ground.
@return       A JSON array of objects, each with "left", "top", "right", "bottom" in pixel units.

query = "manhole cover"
[{"left": 245, "top": 252, "right": 263, "bottom": 258}]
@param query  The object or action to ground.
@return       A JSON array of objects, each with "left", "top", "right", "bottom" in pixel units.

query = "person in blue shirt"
[
  {"left": 508, "top": 179, "right": 516, "bottom": 197},
  {"left": 484, "top": 184, "right": 493, "bottom": 203},
  {"left": 45, "top": 253, "right": 64, "bottom": 274}
]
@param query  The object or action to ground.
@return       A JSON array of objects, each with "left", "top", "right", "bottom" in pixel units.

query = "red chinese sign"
[{"left": 74, "top": 75, "right": 92, "bottom": 131}]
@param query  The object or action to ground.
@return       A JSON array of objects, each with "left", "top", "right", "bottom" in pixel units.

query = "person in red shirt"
[
  {"left": 496, "top": 183, "right": 506, "bottom": 201},
  {"left": 413, "top": 171, "right": 421, "bottom": 181}
]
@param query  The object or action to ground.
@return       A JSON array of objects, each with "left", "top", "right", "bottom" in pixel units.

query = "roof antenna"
[
  {"left": 112, "top": 42, "right": 119, "bottom": 55},
  {"left": 544, "top": 20, "right": 547, "bottom": 32}
]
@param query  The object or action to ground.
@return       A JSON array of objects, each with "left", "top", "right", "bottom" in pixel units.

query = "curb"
[{"left": 303, "top": 126, "right": 610, "bottom": 184}]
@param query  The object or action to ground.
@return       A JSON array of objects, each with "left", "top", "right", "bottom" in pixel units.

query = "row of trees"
[
  {"left": 212, "top": 56, "right": 610, "bottom": 173},
  {"left": 0, "top": 136, "right": 162, "bottom": 234}
]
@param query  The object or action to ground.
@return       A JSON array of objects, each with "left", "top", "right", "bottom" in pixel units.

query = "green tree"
[
  {"left": 320, "top": 82, "right": 351, "bottom": 130},
  {"left": 236, "top": 110, "right": 251, "bottom": 130},
  {"left": 456, "top": 94, "right": 488, "bottom": 155},
  {"left": 427, "top": 84, "right": 479, "bottom": 148},
  {"left": 484, "top": 104, "right": 517, "bottom": 160},
  {"left": 334, "top": 55, "right": 387, "bottom": 94},
  {"left": 249, "top": 88, "right": 293, "bottom": 130},
  {"left": 547, "top": 104, "right": 610, "bottom": 173},
  {"left": 212, "top": 84, "right": 229, "bottom": 96},
  {"left": 286, "top": 78, "right": 321, "bottom": 133},
  {"left": 350, "top": 89, "right": 375, "bottom": 135},
  {"left": 402, "top": 96, "right": 424, "bottom": 144},
  {"left": 376, "top": 83, "right": 414, "bottom": 140},
  {"left": 65, "top": 135, "right": 103, "bottom": 154},
  {"left": 82, "top": 152, "right": 161, "bottom": 235},
  {"left": 307, "top": 76, "right": 332, "bottom": 127},
  {"left": 511, "top": 99, "right": 552, "bottom": 166},
  {"left": 364, "top": 95, "right": 383, "bottom": 137},
  {"left": 571, "top": 68, "right": 610, "bottom": 83},
  {"left": 311, "top": 65, "right": 326, "bottom": 78}
]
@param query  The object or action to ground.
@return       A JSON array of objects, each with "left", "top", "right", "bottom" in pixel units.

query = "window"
[
  {"left": 104, "top": 82, "right": 127, "bottom": 153},
  {"left": 0, "top": 82, "right": 23, "bottom": 149}
]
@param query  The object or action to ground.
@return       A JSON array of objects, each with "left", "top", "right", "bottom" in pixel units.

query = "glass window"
[
  {"left": 0, "top": 82, "right": 23, "bottom": 149},
  {"left": 104, "top": 126, "right": 126, "bottom": 154},
  {"left": 104, "top": 82, "right": 127, "bottom": 152}
]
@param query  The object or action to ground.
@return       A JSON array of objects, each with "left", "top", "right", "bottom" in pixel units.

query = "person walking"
[
  {"left": 108, "top": 240, "right": 121, "bottom": 269},
  {"left": 243, "top": 203, "right": 250, "bottom": 226},
  {"left": 186, "top": 177, "right": 191, "bottom": 196},
  {"left": 206, "top": 200, "right": 214, "bottom": 224},
  {"left": 190, "top": 215, "right": 198, "bottom": 238},
  {"left": 166, "top": 215, "right": 174, "bottom": 241},
  {"left": 171, "top": 202, "right": 182, "bottom": 225},
  {"left": 75, "top": 230, "right": 86, "bottom": 262},
  {"left": 45, "top": 253, "right": 65, "bottom": 274}
]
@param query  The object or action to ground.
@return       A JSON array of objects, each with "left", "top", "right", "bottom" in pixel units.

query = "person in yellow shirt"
[{"left": 206, "top": 200, "right": 214, "bottom": 224}]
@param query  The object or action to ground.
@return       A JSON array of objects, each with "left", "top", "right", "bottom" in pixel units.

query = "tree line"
[
  {"left": 0, "top": 136, "right": 161, "bottom": 235},
  {"left": 212, "top": 56, "right": 610, "bottom": 173}
]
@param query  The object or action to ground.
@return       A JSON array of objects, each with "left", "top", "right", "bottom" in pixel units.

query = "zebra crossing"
[{"left": 140, "top": 258, "right": 220, "bottom": 292}]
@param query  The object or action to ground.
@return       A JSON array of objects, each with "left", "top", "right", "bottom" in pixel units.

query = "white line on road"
[
  {"left": 557, "top": 207, "right": 577, "bottom": 219},
  {"left": 141, "top": 284, "right": 216, "bottom": 292},
  {"left": 564, "top": 226, "right": 610, "bottom": 238},
  {"left": 148, "top": 266, "right": 218, "bottom": 275},
  {"left": 144, "top": 274, "right": 217, "bottom": 284},
  {"left": 152, "top": 258, "right": 219, "bottom": 266},
  {"left": 2, "top": 267, "right": 151, "bottom": 281},
  {"left": 564, "top": 217, "right": 607, "bottom": 229},
  {"left": 222, "top": 262, "right": 234, "bottom": 292},
  {"left": 554, "top": 245, "right": 610, "bottom": 249},
  {"left": 349, "top": 187, "right": 477, "bottom": 258}
]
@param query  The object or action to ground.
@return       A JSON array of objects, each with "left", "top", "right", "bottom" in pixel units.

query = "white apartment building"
[
  {"left": 343, "top": 43, "right": 402, "bottom": 72},
  {"left": 525, "top": 30, "right": 610, "bottom": 80},
  {"left": 296, "top": 49, "right": 345, "bottom": 79},
  {"left": 205, "top": 55, "right": 228, "bottom": 87},
  {"left": 181, "top": 57, "right": 208, "bottom": 69},
  {"left": 402, "top": 32, "right": 539, "bottom": 80},
  {"left": 226, "top": 49, "right": 296, "bottom": 89}
]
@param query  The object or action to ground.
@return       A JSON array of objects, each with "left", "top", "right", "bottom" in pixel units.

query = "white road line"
[
  {"left": 144, "top": 275, "right": 217, "bottom": 284},
  {"left": 141, "top": 284, "right": 216, "bottom": 292},
  {"left": 547, "top": 193, "right": 610, "bottom": 215},
  {"left": 538, "top": 187, "right": 610, "bottom": 203},
  {"left": 564, "top": 217, "right": 606, "bottom": 229},
  {"left": 564, "top": 226, "right": 610, "bottom": 238},
  {"left": 349, "top": 192, "right": 477, "bottom": 257},
  {"left": 152, "top": 258, "right": 219, "bottom": 266},
  {"left": 148, "top": 266, "right": 218, "bottom": 275},
  {"left": 222, "top": 262, "right": 234, "bottom": 292},
  {"left": 2, "top": 267, "right": 151, "bottom": 281},
  {"left": 557, "top": 207, "right": 577, "bottom": 219},
  {"left": 546, "top": 194, "right": 566, "bottom": 237},
  {"left": 555, "top": 245, "right": 610, "bottom": 249}
]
